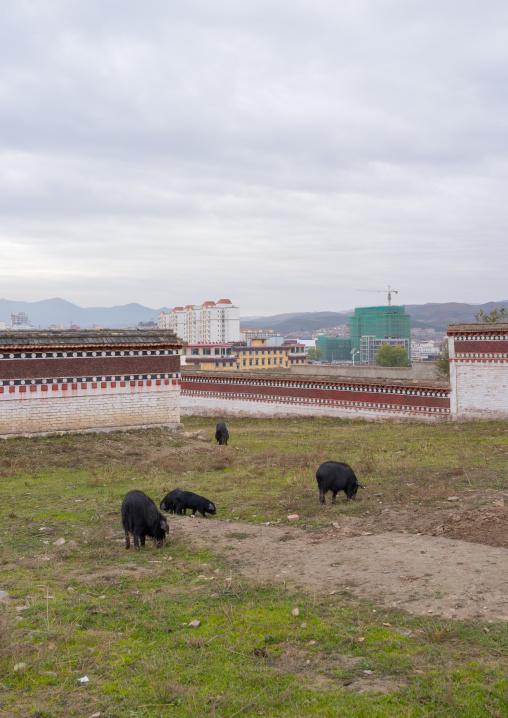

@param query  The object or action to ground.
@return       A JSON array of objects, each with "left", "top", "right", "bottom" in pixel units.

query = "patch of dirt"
[
  {"left": 172, "top": 511, "right": 508, "bottom": 622},
  {"left": 271, "top": 644, "right": 309, "bottom": 673},
  {"left": 323, "top": 491, "right": 508, "bottom": 549},
  {"left": 435, "top": 505, "right": 508, "bottom": 547}
]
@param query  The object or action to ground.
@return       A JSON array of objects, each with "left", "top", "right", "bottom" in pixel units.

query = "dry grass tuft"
[{"left": 0, "top": 612, "right": 13, "bottom": 664}]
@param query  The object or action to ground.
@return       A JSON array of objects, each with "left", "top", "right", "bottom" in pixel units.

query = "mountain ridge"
[
  {"left": 1, "top": 298, "right": 506, "bottom": 332},
  {"left": 0, "top": 297, "right": 171, "bottom": 329},
  {"left": 241, "top": 301, "right": 508, "bottom": 333}
]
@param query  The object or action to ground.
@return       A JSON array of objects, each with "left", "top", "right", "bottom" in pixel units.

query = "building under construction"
[
  {"left": 318, "top": 305, "right": 411, "bottom": 364},
  {"left": 351, "top": 305, "right": 411, "bottom": 364},
  {"left": 316, "top": 336, "right": 352, "bottom": 362}
]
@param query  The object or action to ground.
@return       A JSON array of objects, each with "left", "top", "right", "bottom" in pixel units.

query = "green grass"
[{"left": 0, "top": 417, "right": 507, "bottom": 716}]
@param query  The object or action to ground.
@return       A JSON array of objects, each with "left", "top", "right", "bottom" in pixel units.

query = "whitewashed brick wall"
[
  {"left": 0, "top": 382, "right": 180, "bottom": 436},
  {"left": 448, "top": 328, "right": 508, "bottom": 420},
  {"left": 180, "top": 394, "right": 448, "bottom": 423},
  {"left": 449, "top": 357, "right": 508, "bottom": 420}
]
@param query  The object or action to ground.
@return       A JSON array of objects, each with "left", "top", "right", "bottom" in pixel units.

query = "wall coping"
[
  {"left": 0, "top": 329, "right": 182, "bottom": 350},
  {"left": 447, "top": 323, "right": 508, "bottom": 336},
  {"left": 181, "top": 368, "right": 450, "bottom": 392}
]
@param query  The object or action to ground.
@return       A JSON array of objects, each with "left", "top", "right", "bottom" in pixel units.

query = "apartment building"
[
  {"left": 184, "top": 337, "right": 307, "bottom": 371},
  {"left": 158, "top": 299, "right": 240, "bottom": 343}
]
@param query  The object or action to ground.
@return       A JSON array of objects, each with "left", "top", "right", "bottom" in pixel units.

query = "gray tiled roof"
[{"left": 0, "top": 329, "right": 182, "bottom": 348}]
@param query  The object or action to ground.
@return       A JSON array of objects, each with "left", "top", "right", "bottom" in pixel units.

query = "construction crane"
[{"left": 357, "top": 285, "right": 399, "bottom": 306}]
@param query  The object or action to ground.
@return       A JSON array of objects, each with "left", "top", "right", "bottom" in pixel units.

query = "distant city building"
[
  {"left": 350, "top": 305, "right": 411, "bottom": 364},
  {"left": 296, "top": 338, "right": 316, "bottom": 350},
  {"left": 48, "top": 323, "right": 65, "bottom": 331},
  {"left": 316, "top": 305, "right": 411, "bottom": 364},
  {"left": 317, "top": 336, "right": 352, "bottom": 362},
  {"left": 240, "top": 327, "right": 279, "bottom": 342},
  {"left": 0, "top": 321, "right": 6, "bottom": 331},
  {"left": 10, "top": 313, "right": 32, "bottom": 330},
  {"left": 411, "top": 327, "right": 445, "bottom": 343},
  {"left": 137, "top": 320, "right": 158, "bottom": 329},
  {"left": 181, "top": 342, "right": 234, "bottom": 365},
  {"left": 159, "top": 299, "right": 240, "bottom": 343},
  {"left": 184, "top": 337, "right": 306, "bottom": 371},
  {"left": 359, "top": 335, "right": 410, "bottom": 365},
  {"left": 411, "top": 340, "right": 442, "bottom": 361}
]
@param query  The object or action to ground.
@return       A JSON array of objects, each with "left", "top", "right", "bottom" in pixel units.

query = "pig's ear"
[{"left": 161, "top": 520, "right": 169, "bottom": 534}]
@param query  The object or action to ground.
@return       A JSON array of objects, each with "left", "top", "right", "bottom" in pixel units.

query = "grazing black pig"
[
  {"left": 165, "top": 489, "right": 216, "bottom": 517},
  {"left": 316, "top": 461, "right": 364, "bottom": 505},
  {"left": 215, "top": 422, "right": 229, "bottom": 446},
  {"left": 159, "top": 489, "right": 184, "bottom": 514},
  {"left": 121, "top": 490, "right": 169, "bottom": 550}
]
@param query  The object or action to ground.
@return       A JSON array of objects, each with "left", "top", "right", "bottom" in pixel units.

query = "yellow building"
[
  {"left": 195, "top": 357, "right": 240, "bottom": 371},
  {"left": 237, "top": 337, "right": 289, "bottom": 370},
  {"left": 186, "top": 337, "right": 306, "bottom": 371}
]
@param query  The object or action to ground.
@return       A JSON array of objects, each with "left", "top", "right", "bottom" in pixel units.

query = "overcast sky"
[{"left": 1, "top": 1, "right": 507, "bottom": 315}]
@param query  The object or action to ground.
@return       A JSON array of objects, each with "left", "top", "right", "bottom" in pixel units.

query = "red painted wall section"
[
  {"left": 0, "top": 355, "right": 180, "bottom": 380},
  {"left": 455, "top": 340, "right": 508, "bottom": 354}
]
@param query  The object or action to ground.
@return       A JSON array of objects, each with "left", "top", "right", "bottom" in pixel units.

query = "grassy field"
[{"left": 0, "top": 417, "right": 507, "bottom": 717}]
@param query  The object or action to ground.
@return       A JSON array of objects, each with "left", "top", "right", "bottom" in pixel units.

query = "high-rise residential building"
[{"left": 158, "top": 299, "right": 240, "bottom": 343}]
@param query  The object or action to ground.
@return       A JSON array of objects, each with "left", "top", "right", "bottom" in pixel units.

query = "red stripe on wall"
[
  {"left": 0, "top": 355, "right": 180, "bottom": 381},
  {"left": 455, "top": 340, "right": 508, "bottom": 354},
  {"left": 181, "top": 378, "right": 450, "bottom": 409}
]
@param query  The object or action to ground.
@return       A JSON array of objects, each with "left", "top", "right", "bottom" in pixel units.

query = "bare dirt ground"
[{"left": 171, "top": 492, "right": 508, "bottom": 622}]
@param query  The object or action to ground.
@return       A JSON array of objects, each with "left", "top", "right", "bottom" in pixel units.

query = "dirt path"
[{"left": 173, "top": 517, "right": 508, "bottom": 621}]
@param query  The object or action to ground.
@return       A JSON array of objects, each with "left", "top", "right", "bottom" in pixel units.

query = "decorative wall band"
[
  {"left": 452, "top": 334, "right": 508, "bottom": 341},
  {"left": 452, "top": 358, "right": 507, "bottom": 363},
  {"left": 182, "top": 375, "right": 448, "bottom": 398},
  {"left": 1, "top": 373, "right": 180, "bottom": 387},
  {"left": 182, "top": 390, "right": 450, "bottom": 414},
  {"left": 0, "top": 349, "right": 179, "bottom": 360},
  {"left": 455, "top": 354, "right": 508, "bottom": 358}
]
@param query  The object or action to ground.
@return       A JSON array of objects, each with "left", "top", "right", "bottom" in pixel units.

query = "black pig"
[
  {"left": 161, "top": 489, "right": 216, "bottom": 517},
  {"left": 121, "top": 490, "right": 169, "bottom": 550},
  {"left": 316, "top": 461, "right": 364, "bottom": 504},
  {"left": 215, "top": 422, "right": 229, "bottom": 445},
  {"left": 159, "top": 489, "right": 184, "bottom": 514}
]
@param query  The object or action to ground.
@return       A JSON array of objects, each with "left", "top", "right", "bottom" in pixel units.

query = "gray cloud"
[{"left": 1, "top": 1, "right": 507, "bottom": 314}]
